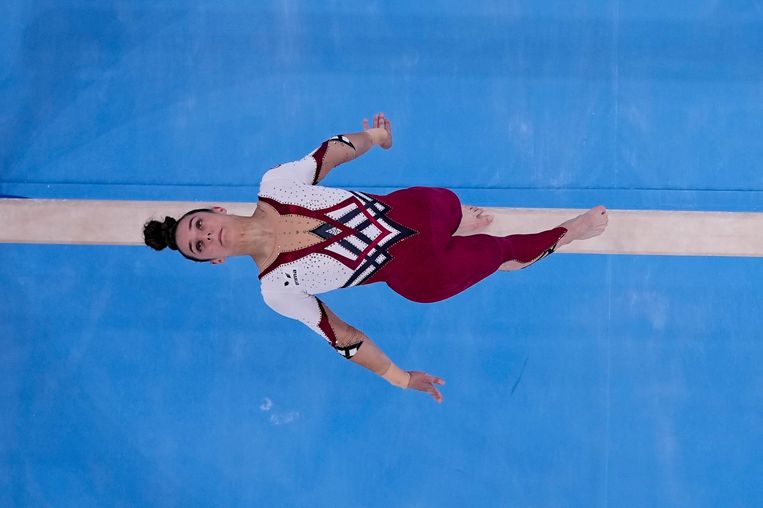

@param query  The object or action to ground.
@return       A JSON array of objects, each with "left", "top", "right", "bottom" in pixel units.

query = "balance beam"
[{"left": 1, "top": 198, "right": 762, "bottom": 257}]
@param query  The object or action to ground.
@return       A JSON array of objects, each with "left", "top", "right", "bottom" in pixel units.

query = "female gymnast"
[{"left": 144, "top": 113, "right": 608, "bottom": 403}]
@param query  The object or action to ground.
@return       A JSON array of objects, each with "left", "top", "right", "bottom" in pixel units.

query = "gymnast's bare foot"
[
  {"left": 558, "top": 205, "right": 608, "bottom": 246},
  {"left": 454, "top": 205, "right": 494, "bottom": 236}
]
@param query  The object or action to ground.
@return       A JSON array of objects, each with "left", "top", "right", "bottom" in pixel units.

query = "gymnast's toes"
[{"left": 455, "top": 205, "right": 493, "bottom": 235}]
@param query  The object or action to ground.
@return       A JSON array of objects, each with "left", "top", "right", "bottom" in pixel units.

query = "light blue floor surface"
[{"left": 1, "top": 2, "right": 762, "bottom": 507}]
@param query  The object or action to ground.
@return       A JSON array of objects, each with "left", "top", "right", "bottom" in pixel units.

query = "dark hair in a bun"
[
  {"left": 143, "top": 208, "right": 212, "bottom": 261},
  {"left": 143, "top": 216, "right": 179, "bottom": 251}
]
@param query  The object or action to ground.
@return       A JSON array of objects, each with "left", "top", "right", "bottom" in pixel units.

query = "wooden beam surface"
[{"left": 1, "top": 198, "right": 762, "bottom": 257}]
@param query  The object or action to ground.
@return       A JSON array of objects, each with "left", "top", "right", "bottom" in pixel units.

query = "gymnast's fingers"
[{"left": 429, "top": 384, "right": 444, "bottom": 403}]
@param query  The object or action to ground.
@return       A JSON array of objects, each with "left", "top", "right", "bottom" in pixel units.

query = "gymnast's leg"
[
  {"left": 387, "top": 228, "right": 560, "bottom": 303},
  {"left": 498, "top": 205, "right": 608, "bottom": 271},
  {"left": 386, "top": 205, "right": 608, "bottom": 302}
]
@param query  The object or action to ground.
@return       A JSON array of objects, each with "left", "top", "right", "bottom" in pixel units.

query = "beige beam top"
[{"left": 1, "top": 198, "right": 762, "bottom": 257}]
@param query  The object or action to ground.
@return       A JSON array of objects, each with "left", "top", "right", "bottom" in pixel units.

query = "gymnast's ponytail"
[{"left": 143, "top": 216, "right": 179, "bottom": 251}]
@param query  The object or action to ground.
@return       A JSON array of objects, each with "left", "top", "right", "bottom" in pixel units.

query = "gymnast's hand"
[
  {"left": 407, "top": 371, "right": 446, "bottom": 403},
  {"left": 362, "top": 112, "right": 393, "bottom": 150}
]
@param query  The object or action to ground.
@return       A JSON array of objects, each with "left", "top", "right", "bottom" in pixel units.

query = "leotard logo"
[{"left": 282, "top": 270, "right": 300, "bottom": 286}]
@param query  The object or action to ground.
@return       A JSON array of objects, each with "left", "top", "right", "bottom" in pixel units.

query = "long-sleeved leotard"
[{"left": 258, "top": 139, "right": 567, "bottom": 358}]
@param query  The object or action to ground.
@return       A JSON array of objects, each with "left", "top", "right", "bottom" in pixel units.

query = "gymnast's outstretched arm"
[
  {"left": 311, "top": 297, "right": 446, "bottom": 402},
  {"left": 262, "top": 289, "right": 445, "bottom": 402},
  {"left": 312, "top": 112, "right": 393, "bottom": 184},
  {"left": 350, "top": 333, "right": 446, "bottom": 404}
]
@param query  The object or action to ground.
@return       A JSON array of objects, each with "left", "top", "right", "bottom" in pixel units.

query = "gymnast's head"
[{"left": 143, "top": 206, "right": 235, "bottom": 264}]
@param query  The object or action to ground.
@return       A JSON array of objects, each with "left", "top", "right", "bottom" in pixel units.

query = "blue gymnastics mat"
[{"left": 1, "top": 2, "right": 762, "bottom": 507}]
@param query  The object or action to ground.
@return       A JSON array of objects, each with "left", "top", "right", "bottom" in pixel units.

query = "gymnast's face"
[{"left": 175, "top": 207, "right": 232, "bottom": 264}]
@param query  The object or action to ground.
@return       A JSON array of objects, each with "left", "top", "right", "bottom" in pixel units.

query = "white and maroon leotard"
[{"left": 258, "top": 144, "right": 567, "bottom": 358}]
